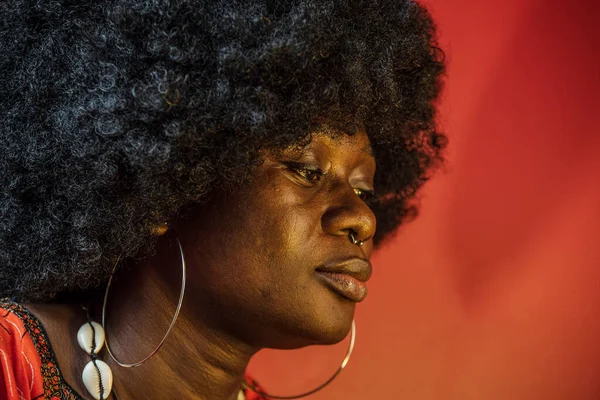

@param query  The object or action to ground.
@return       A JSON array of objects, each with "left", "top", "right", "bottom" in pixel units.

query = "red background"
[{"left": 248, "top": 0, "right": 600, "bottom": 398}]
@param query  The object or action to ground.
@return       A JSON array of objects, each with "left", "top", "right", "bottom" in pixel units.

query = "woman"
[{"left": 0, "top": 0, "right": 445, "bottom": 399}]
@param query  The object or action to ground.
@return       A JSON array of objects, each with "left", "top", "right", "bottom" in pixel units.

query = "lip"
[{"left": 315, "top": 258, "right": 372, "bottom": 302}]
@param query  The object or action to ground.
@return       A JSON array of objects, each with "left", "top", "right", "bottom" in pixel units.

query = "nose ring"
[{"left": 348, "top": 231, "right": 364, "bottom": 247}]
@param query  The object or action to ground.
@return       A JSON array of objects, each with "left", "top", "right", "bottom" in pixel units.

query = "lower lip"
[{"left": 315, "top": 271, "right": 368, "bottom": 302}]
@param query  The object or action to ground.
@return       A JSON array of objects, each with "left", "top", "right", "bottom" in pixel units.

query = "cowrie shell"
[
  {"left": 82, "top": 359, "right": 113, "bottom": 400},
  {"left": 77, "top": 321, "right": 105, "bottom": 355}
]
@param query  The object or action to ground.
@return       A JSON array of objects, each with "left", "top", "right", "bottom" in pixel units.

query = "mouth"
[{"left": 315, "top": 257, "right": 372, "bottom": 302}]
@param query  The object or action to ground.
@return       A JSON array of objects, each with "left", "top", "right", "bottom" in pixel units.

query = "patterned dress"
[{"left": 0, "top": 299, "right": 267, "bottom": 400}]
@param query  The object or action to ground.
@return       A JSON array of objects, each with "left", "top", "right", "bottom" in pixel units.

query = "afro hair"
[{"left": 0, "top": 0, "right": 446, "bottom": 301}]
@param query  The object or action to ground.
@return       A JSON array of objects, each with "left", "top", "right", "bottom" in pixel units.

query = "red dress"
[{"left": 0, "top": 299, "right": 267, "bottom": 400}]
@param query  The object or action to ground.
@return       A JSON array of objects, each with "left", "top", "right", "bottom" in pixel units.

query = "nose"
[{"left": 321, "top": 185, "right": 377, "bottom": 248}]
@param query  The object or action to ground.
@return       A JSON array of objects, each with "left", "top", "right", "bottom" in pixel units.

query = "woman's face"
[{"left": 172, "top": 129, "right": 376, "bottom": 349}]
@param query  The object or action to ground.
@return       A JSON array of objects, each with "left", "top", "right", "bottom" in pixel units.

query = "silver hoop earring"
[
  {"left": 348, "top": 231, "right": 364, "bottom": 247},
  {"left": 101, "top": 234, "right": 187, "bottom": 368},
  {"left": 242, "top": 320, "right": 356, "bottom": 399}
]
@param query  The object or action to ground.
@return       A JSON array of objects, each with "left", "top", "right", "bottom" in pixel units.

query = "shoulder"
[{"left": 0, "top": 299, "right": 46, "bottom": 399}]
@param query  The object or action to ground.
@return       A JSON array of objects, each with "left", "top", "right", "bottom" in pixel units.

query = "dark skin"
[{"left": 26, "top": 128, "right": 377, "bottom": 400}]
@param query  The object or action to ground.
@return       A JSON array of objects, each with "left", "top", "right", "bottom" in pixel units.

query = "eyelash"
[
  {"left": 354, "top": 188, "right": 375, "bottom": 202},
  {"left": 284, "top": 162, "right": 324, "bottom": 184},
  {"left": 283, "top": 162, "right": 375, "bottom": 202}
]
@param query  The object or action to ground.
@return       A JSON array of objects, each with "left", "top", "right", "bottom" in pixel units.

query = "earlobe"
[{"left": 150, "top": 222, "right": 169, "bottom": 236}]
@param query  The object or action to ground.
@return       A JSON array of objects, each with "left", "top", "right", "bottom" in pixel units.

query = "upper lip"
[{"left": 315, "top": 257, "right": 372, "bottom": 282}]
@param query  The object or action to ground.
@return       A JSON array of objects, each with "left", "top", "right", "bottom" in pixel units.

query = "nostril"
[{"left": 348, "top": 230, "right": 364, "bottom": 246}]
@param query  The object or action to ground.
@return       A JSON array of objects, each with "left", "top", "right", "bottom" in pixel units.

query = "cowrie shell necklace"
[
  {"left": 76, "top": 309, "right": 246, "bottom": 400},
  {"left": 77, "top": 309, "right": 114, "bottom": 400}
]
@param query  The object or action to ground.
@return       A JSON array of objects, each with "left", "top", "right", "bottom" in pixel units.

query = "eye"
[
  {"left": 283, "top": 162, "right": 324, "bottom": 185},
  {"left": 354, "top": 188, "right": 375, "bottom": 202}
]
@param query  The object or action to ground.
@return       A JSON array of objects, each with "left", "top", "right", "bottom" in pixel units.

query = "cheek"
[
  {"left": 236, "top": 210, "right": 322, "bottom": 309},
  {"left": 188, "top": 191, "right": 315, "bottom": 290},
  {"left": 181, "top": 163, "right": 328, "bottom": 306},
  {"left": 250, "top": 172, "right": 323, "bottom": 260}
]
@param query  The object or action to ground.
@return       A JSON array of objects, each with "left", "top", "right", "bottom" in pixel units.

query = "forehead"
[
  {"left": 313, "top": 131, "right": 372, "bottom": 155},
  {"left": 286, "top": 127, "right": 374, "bottom": 158}
]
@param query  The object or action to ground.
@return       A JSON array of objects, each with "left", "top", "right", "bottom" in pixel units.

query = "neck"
[{"left": 92, "top": 237, "right": 257, "bottom": 400}]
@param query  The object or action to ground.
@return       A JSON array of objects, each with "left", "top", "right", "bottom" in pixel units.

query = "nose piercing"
[{"left": 348, "top": 231, "right": 364, "bottom": 247}]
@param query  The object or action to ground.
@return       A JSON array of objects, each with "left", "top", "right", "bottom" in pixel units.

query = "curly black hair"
[{"left": 0, "top": 0, "right": 445, "bottom": 301}]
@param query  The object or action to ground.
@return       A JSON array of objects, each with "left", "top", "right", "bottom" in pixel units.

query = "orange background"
[{"left": 248, "top": 0, "right": 600, "bottom": 398}]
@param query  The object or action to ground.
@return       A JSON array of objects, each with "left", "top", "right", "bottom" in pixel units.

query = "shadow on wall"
[{"left": 443, "top": 0, "right": 600, "bottom": 311}]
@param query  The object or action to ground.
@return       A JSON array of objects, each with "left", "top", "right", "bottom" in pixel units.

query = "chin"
[
  {"left": 260, "top": 294, "right": 357, "bottom": 349},
  {"left": 274, "top": 320, "right": 352, "bottom": 349},
  {"left": 316, "top": 322, "right": 353, "bottom": 345},
  {"left": 302, "top": 301, "right": 356, "bottom": 346}
]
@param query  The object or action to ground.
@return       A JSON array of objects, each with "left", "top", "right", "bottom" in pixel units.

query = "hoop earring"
[
  {"left": 242, "top": 320, "right": 356, "bottom": 399},
  {"left": 101, "top": 234, "right": 187, "bottom": 368}
]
